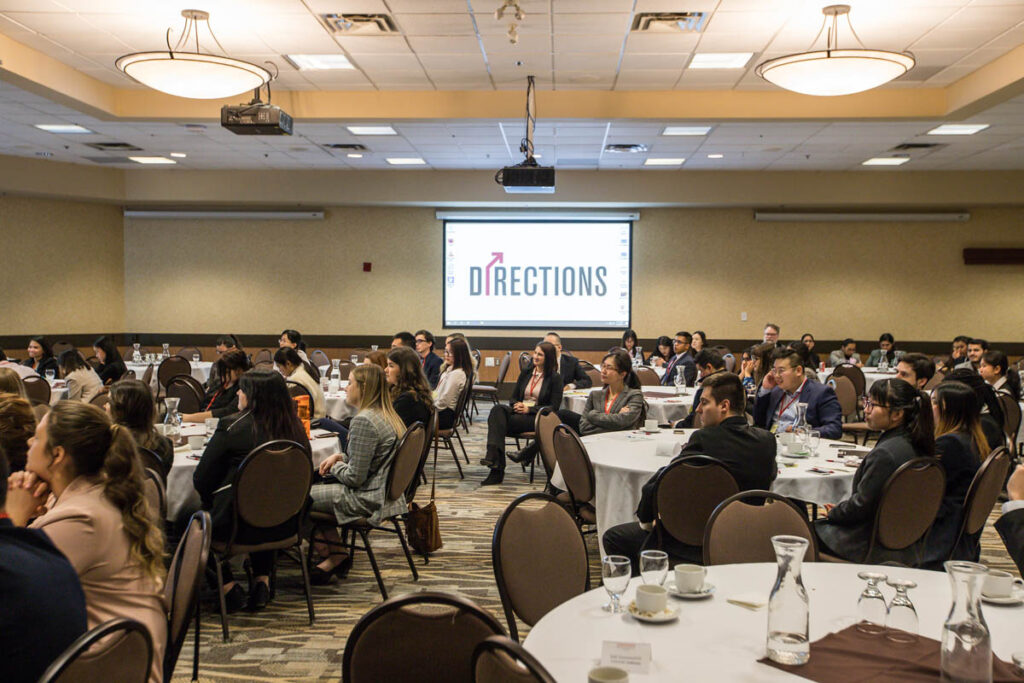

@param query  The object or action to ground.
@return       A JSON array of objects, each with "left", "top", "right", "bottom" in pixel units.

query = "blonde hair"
[
  {"left": 0, "top": 367, "right": 26, "bottom": 399},
  {"left": 350, "top": 364, "right": 407, "bottom": 436}
]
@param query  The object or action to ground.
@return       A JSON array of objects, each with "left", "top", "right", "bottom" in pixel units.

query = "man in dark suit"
[
  {"left": 660, "top": 331, "right": 697, "bottom": 387},
  {"left": 603, "top": 373, "right": 777, "bottom": 572},
  {"left": 0, "top": 454, "right": 87, "bottom": 683},
  {"left": 544, "top": 332, "right": 592, "bottom": 390},
  {"left": 995, "top": 465, "right": 1024, "bottom": 576},
  {"left": 754, "top": 347, "right": 842, "bottom": 440},
  {"left": 677, "top": 349, "right": 727, "bottom": 428},
  {"left": 415, "top": 329, "right": 444, "bottom": 388}
]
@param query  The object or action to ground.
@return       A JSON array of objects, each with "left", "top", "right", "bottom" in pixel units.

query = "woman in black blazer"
[
  {"left": 182, "top": 349, "right": 251, "bottom": 423},
  {"left": 22, "top": 336, "right": 58, "bottom": 377},
  {"left": 92, "top": 336, "right": 127, "bottom": 385},
  {"left": 481, "top": 341, "right": 563, "bottom": 486},
  {"left": 385, "top": 346, "right": 433, "bottom": 428},
  {"left": 193, "top": 369, "right": 309, "bottom": 613}
]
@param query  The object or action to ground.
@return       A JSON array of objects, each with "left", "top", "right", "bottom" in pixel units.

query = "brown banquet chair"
[
  {"left": 551, "top": 424, "right": 597, "bottom": 532},
  {"left": 635, "top": 366, "right": 661, "bottom": 386},
  {"left": 703, "top": 490, "right": 818, "bottom": 565},
  {"left": 473, "top": 635, "right": 557, "bottom": 683},
  {"left": 652, "top": 455, "right": 739, "bottom": 564},
  {"left": 23, "top": 374, "right": 51, "bottom": 406},
  {"left": 177, "top": 346, "right": 202, "bottom": 361},
  {"left": 37, "top": 617, "right": 153, "bottom": 683},
  {"left": 157, "top": 355, "right": 191, "bottom": 397},
  {"left": 947, "top": 447, "right": 1011, "bottom": 563},
  {"left": 163, "top": 511, "right": 212, "bottom": 682}
]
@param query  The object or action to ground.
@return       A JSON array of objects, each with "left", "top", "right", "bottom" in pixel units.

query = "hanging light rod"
[{"left": 755, "top": 5, "right": 914, "bottom": 97}]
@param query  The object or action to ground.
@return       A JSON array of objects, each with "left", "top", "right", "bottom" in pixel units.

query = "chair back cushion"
[
  {"left": 157, "top": 356, "right": 192, "bottom": 389},
  {"left": 235, "top": 441, "right": 312, "bottom": 528},
  {"left": 162, "top": 511, "right": 211, "bottom": 679},
  {"left": 387, "top": 423, "right": 426, "bottom": 502},
  {"left": 496, "top": 352, "right": 513, "bottom": 385},
  {"left": 39, "top": 618, "right": 153, "bottom": 683},
  {"left": 23, "top": 375, "right": 51, "bottom": 405},
  {"left": 829, "top": 375, "right": 858, "bottom": 419},
  {"left": 165, "top": 376, "right": 202, "bottom": 414},
  {"left": 655, "top": 456, "right": 739, "bottom": 546},
  {"left": 141, "top": 468, "right": 166, "bottom": 524},
  {"left": 876, "top": 457, "right": 945, "bottom": 550},
  {"left": 703, "top": 491, "right": 817, "bottom": 565},
  {"left": 535, "top": 409, "right": 561, "bottom": 474},
  {"left": 635, "top": 367, "right": 660, "bottom": 386},
  {"left": 996, "top": 394, "right": 1021, "bottom": 444},
  {"left": 473, "top": 636, "right": 557, "bottom": 683},
  {"left": 831, "top": 363, "right": 865, "bottom": 397},
  {"left": 552, "top": 426, "right": 595, "bottom": 504},
  {"left": 962, "top": 447, "right": 1011, "bottom": 537}
]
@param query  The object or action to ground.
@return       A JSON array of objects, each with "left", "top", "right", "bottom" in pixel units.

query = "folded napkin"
[
  {"left": 727, "top": 592, "right": 768, "bottom": 611},
  {"left": 173, "top": 444, "right": 193, "bottom": 455}
]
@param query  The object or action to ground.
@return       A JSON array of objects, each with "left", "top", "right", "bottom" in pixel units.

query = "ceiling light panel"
[
  {"left": 689, "top": 52, "right": 753, "bottom": 69},
  {"left": 346, "top": 125, "right": 398, "bottom": 135},
  {"left": 644, "top": 157, "right": 686, "bottom": 165},
  {"left": 129, "top": 156, "right": 176, "bottom": 164},
  {"left": 34, "top": 124, "right": 93, "bottom": 134},
  {"left": 284, "top": 54, "right": 354, "bottom": 70},
  {"left": 385, "top": 157, "right": 427, "bottom": 165},
  {"left": 662, "top": 126, "right": 712, "bottom": 136},
  {"left": 927, "top": 124, "right": 990, "bottom": 135},
  {"left": 862, "top": 157, "right": 910, "bottom": 166}
]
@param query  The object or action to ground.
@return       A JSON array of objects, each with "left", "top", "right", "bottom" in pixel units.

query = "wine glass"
[
  {"left": 350, "top": 354, "right": 359, "bottom": 365},
  {"left": 601, "top": 555, "right": 631, "bottom": 613},
  {"left": 45, "top": 369, "right": 56, "bottom": 382},
  {"left": 192, "top": 354, "right": 200, "bottom": 364},
  {"left": 885, "top": 578, "right": 918, "bottom": 644},
  {"left": 639, "top": 550, "right": 669, "bottom": 586},
  {"left": 371, "top": 344, "right": 379, "bottom": 352},
  {"left": 856, "top": 572, "right": 888, "bottom": 635}
]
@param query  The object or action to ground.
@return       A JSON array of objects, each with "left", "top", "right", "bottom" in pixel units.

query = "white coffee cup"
[
  {"left": 982, "top": 569, "right": 1023, "bottom": 598},
  {"left": 644, "top": 419, "right": 659, "bottom": 431},
  {"left": 674, "top": 564, "right": 706, "bottom": 593},
  {"left": 187, "top": 435, "right": 205, "bottom": 451},
  {"left": 588, "top": 667, "right": 629, "bottom": 683},
  {"left": 635, "top": 584, "right": 668, "bottom": 613}
]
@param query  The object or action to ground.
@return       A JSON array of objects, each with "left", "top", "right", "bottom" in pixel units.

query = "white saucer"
[
  {"left": 627, "top": 601, "right": 680, "bottom": 622},
  {"left": 981, "top": 585, "right": 1024, "bottom": 606},
  {"left": 781, "top": 451, "right": 812, "bottom": 459},
  {"left": 667, "top": 582, "right": 716, "bottom": 599}
]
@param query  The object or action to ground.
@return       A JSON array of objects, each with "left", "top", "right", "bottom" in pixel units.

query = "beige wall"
[{"left": 0, "top": 195, "right": 124, "bottom": 336}]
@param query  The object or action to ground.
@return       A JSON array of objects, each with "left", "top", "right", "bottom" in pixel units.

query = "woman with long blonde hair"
[{"left": 309, "top": 364, "right": 407, "bottom": 583}]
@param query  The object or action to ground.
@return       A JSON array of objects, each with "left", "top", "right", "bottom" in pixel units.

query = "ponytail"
[
  {"left": 870, "top": 379, "right": 934, "bottom": 457},
  {"left": 623, "top": 368, "right": 641, "bottom": 390}
]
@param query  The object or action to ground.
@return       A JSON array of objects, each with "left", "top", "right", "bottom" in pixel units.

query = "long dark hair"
[
  {"left": 446, "top": 338, "right": 474, "bottom": 378},
  {"left": 944, "top": 368, "right": 1005, "bottom": 429},
  {"left": 280, "top": 329, "right": 306, "bottom": 352},
  {"left": 868, "top": 378, "right": 934, "bottom": 457},
  {"left": 603, "top": 350, "right": 641, "bottom": 390},
  {"left": 387, "top": 346, "right": 432, "bottom": 406},
  {"left": 238, "top": 370, "right": 307, "bottom": 445},
  {"left": 982, "top": 349, "right": 1021, "bottom": 401},
  {"left": 93, "top": 335, "right": 123, "bottom": 365},
  {"left": 57, "top": 349, "right": 90, "bottom": 376},
  {"left": 536, "top": 341, "right": 557, "bottom": 377},
  {"left": 273, "top": 346, "right": 303, "bottom": 369},
  {"left": 621, "top": 329, "right": 639, "bottom": 355},
  {"left": 216, "top": 334, "right": 242, "bottom": 351},
  {"left": 650, "top": 335, "right": 673, "bottom": 363},
  {"left": 108, "top": 379, "right": 163, "bottom": 452},
  {"left": 932, "top": 382, "right": 989, "bottom": 461},
  {"left": 692, "top": 330, "right": 707, "bottom": 350},
  {"left": 29, "top": 335, "right": 54, "bottom": 361},
  {"left": 212, "top": 349, "right": 252, "bottom": 390}
]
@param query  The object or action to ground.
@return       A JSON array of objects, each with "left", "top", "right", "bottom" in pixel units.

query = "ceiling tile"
[
  {"left": 551, "top": 13, "right": 631, "bottom": 35},
  {"left": 393, "top": 13, "right": 477, "bottom": 36},
  {"left": 554, "top": 53, "right": 622, "bottom": 70}
]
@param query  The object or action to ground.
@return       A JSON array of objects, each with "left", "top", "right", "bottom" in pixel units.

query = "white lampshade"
[
  {"left": 756, "top": 49, "right": 914, "bottom": 97},
  {"left": 116, "top": 51, "right": 271, "bottom": 100}
]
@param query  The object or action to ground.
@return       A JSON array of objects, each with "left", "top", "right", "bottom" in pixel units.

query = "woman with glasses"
[
  {"left": 814, "top": 378, "right": 935, "bottom": 563},
  {"left": 434, "top": 338, "right": 472, "bottom": 431},
  {"left": 559, "top": 349, "right": 644, "bottom": 436}
]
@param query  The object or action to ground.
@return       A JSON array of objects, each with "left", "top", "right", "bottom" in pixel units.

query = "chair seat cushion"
[
  {"left": 473, "top": 385, "right": 498, "bottom": 394},
  {"left": 212, "top": 535, "right": 299, "bottom": 555}
]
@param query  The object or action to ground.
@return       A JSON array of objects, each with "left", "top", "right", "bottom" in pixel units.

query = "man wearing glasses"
[
  {"left": 659, "top": 331, "right": 697, "bottom": 387},
  {"left": 414, "top": 329, "right": 443, "bottom": 388},
  {"left": 754, "top": 347, "right": 842, "bottom": 439}
]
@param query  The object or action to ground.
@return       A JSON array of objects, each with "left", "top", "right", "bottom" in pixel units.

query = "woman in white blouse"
[
  {"left": 434, "top": 338, "right": 473, "bottom": 430},
  {"left": 274, "top": 346, "right": 326, "bottom": 418}
]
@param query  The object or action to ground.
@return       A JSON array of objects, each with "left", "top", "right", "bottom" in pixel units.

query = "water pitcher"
[
  {"left": 766, "top": 535, "right": 810, "bottom": 665},
  {"left": 163, "top": 396, "right": 182, "bottom": 443},
  {"left": 941, "top": 561, "right": 991, "bottom": 683}
]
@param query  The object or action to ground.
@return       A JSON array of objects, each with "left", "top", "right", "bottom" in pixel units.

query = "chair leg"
[
  {"left": 393, "top": 518, "right": 419, "bottom": 580},
  {"left": 192, "top": 591, "right": 201, "bottom": 681},
  {"left": 296, "top": 543, "right": 315, "bottom": 625},
  {"left": 454, "top": 430, "right": 469, "bottom": 463},
  {"left": 529, "top": 453, "right": 535, "bottom": 484},
  {"left": 358, "top": 527, "right": 388, "bottom": 599},
  {"left": 445, "top": 436, "right": 464, "bottom": 478},
  {"left": 213, "top": 554, "right": 230, "bottom": 642}
]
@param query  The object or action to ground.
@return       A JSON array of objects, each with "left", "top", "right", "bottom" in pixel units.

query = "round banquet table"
[
  {"left": 820, "top": 366, "right": 897, "bottom": 392},
  {"left": 165, "top": 422, "right": 341, "bottom": 521},
  {"left": 324, "top": 388, "right": 357, "bottom": 421},
  {"left": 523, "top": 563, "right": 1023, "bottom": 682},
  {"left": 126, "top": 360, "right": 212, "bottom": 388},
  {"left": 562, "top": 387, "right": 693, "bottom": 426}
]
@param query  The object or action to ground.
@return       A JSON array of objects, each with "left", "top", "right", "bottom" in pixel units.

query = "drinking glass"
[
  {"left": 601, "top": 555, "right": 631, "bottom": 613},
  {"left": 45, "top": 369, "right": 56, "bottom": 382},
  {"left": 674, "top": 367, "right": 685, "bottom": 389},
  {"left": 856, "top": 572, "right": 888, "bottom": 635},
  {"left": 192, "top": 354, "right": 200, "bottom": 364},
  {"left": 639, "top": 550, "right": 669, "bottom": 586},
  {"left": 204, "top": 417, "right": 219, "bottom": 438},
  {"left": 885, "top": 578, "right": 918, "bottom": 644},
  {"left": 371, "top": 345, "right": 379, "bottom": 352},
  {"left": 350, "top": 354, "right": 359, "bottom": 365},
  {"left": 162, "top": 343, "right": 170, "bottom": 358},
  {"left": 807, "top": 430, "right": 821, "bottom": 456},
  {"left": 793, "top": 426, "right": 809, "bottom": 454}
]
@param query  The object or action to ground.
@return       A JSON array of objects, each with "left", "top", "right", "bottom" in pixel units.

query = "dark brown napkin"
[
  {"left": 758, "top": 624, "right": 1020, "bottom": 682},
  {"left": 641, "top": 389, "right": 678, "bottom": 399}
]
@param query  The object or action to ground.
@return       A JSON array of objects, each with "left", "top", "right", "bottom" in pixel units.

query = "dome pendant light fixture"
[
  {"left": 116, "top": 10, "right": 272, "bottom": 100},
  {"left": 755, "top": 5, "right": 914, "bottom": 97}
]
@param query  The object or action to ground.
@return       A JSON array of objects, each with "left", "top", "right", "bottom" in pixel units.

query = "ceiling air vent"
[
  {"left": 605, "top": 143, "right": 648, "bottom": 154},
  {"left": 890, "top": 143, "right": 945, "bottom": 151},
  {"left": 319, "top": 13, "right": 398, "bottom": 35},
  {"left": 631, "top": 12, "right": 709, "bottom": 33},
  {"left": 323, "top": 143, "right": 369, "bottom": 151},
  {"left": 82, "top": 156, "right": 134, "bottom": 164},
  {"left": 84, "top": 141, "right": 143, "bottom": 152}
]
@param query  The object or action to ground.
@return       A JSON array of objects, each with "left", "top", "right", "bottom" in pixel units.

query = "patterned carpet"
[{"left": 170, "top": 404, "right": 1019, "bottom": 682}]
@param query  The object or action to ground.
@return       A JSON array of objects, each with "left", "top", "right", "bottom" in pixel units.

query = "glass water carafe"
[
  {"left": 941, "top": 561, "right": 991, "bottom": 683},
  {"left": 162, "top": 342, "right": 170, "bottom": 358},
  {"left": 132, "top": 342, "right": 142, "bottom": 363},
  {"left": 163, "top": 396, "right": 182, "bottom": 443},
  {"left": 766, "top": 535, "right": 810, "bottom": 666}
]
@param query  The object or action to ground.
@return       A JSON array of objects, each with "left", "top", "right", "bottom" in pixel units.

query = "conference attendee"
[
  {"left": 692, "top": 330, "right": 707, "bottom": 354},
  {"left": 814, "top": 378, "right": 935, "bottom": 564},
  {"left": 786, "top": 340, "right": 819, "bottom": 381},
  {"left": 434, "top": 338, "right": 472, "bottom": 430},
  {"left": 0, "top": 453, "right": 87, "bottom": 683},
  {"left": 763, "top": 323, "right": 780, "bottom": 344},
  {"left": 215, "top": 334, "right": 243, "bottom": 355},
  {"left": 309, "top": 364, "right": 406, "bottom": 582},
  {"left": 415, "top": 329, "right": 444, "bottom": 388},
  {"left": 92, "top": 335, "right": 127, "bottom": 385},
  {"left": 621, "top": 329, "right": 643, "bottom": 363},
  {"left": 895, "top": 352, "right": 936, "bottom": 391},
  {"left": 278, "top": 329, "right": 309, "bottom": 362},
  {"left": 481, "top": 341, "right": 563, "bottom": 486},
  {"left": 829, "top": 338, "right": 862, "bottom": 367},
  {"left": 5, "top": 403, "right": 167, "bottom": 682},
  {"left": 677, "top": 348, "right": 727, "bottom": 428},
  {"left": 545, "top": 332, "right": 592, "bottom": 390},
  {"left": 925, "top": 382, "right": 988, "bottom": 565},
  {"left": 391, "top": 331, "right": 415, "bottom": 349},
  {"left": 800, "top": 333, "right": 821, "bottom": 370},
  {"left": 562, "top": 349, "right": 644, "bottom": 434},
  {"left": 603, "top": 373, "right": 776, "bottom": 572},
  {"left": 182, "top": 349, "right": 251, "bottom": 422},
  {"left": 0, "top": 392, "right": 34, "bottom": 471},
  {"left": 439, "top": 332, "right": 478, "bottom": 376},
  {"left": 22, "top": 336, "right": 57, "bottom": 377},
  {"left": 645, "top": 335, "right": 674, "bottom": 367},
  {"left": 866, "top": 333, "right": 904, "bottom": 367},
  {"left": 755, "top": 347, "right": 842, "bottom": 439},
  {"left": 364, "top": 349, "right": 388, "bottom": 371},
  {"left": 108, "top": 379, "right": 174, "bottom": 477},
  {"left": 385, "top": 346, "right": 433, "bottom": 428},
  {"left": 995, "top": 465, "right": 1024, "bottom": 576},
  {"left": 57, "top": 349, "right": 103, "bottom": 403},
  {"left": 0, "top": 366, "right": 27, "bottom": 397},
  {"left": 194, "top": 370, "right": 309, "bottom": 611},
  {"left": 273, "top": 346, "right": 326, "bottom": 419},
  {"left": 738, "top": 347, "right": 757, "bottom": 392},
  {"left": 938, "top": 335, "right": 972, "bottom": 373},
  {"left": 979, "top": 349, "right": 1021, "bottom": 400},
  {"left": 943, "top": 369, "right": 1005, "bottom": 451},
  {"left": 0, "top": 353, "right": 37, "bottom": 379},
  {"left": 660, "top": 331, "right": 697, "bottom": 387},
  {"left": 966, "top": 338, "right": 989, "bottom": 370}
]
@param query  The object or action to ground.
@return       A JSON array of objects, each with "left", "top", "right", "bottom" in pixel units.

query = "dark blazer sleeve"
[
  {"left": 809, "top": 383, "right": 843, "bottom": 440},
  {"left": 995, "top": 508, "right": 1024, "bottom": 576},
  {"left": 193, "top": 424, "right": 236, "bottom": 506},
  {"left": 424, "top": 353, "right": 442, "bottom": 388},
  {"left": 536, "top": 373, "right": 563, "bottom": 414},
  {"left": 206, "top": 383, "right": 241, "bottom": 419},
  {"left": 567, "top": 356, "right": 592, "bottom": 388},
  {"left": 753, "top": 389, "right": 775, "bottom": 431},
  {"left": 826, "top": 449, "right": 899, "bottom": 526},
  {"left": 97, "top": 361, "right": 125, "bottom": 384}
]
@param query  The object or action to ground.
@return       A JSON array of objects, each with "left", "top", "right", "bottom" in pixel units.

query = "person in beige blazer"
[
  {"left": 5, "top": 402, "right": 167, "bottom": 683},
  {"left": 58, "top": 350, "right": 104, "bottom": 403}
]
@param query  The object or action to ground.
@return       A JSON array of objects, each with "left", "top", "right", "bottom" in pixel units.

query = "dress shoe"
[
  {"left": 247, "top": 581, "right": 270, "bottom": 611},
  {"left": 481, "top": 469, "right": 505, "bottom": 486},
  {"left": 309, "top": 555, "right": 352, "bottom": 585},
  {"left": 222, "top": 583, "right": 246, "bottom": 613},
  {"left": 507, "top": 449, "right": 532, "bottom": 464}
]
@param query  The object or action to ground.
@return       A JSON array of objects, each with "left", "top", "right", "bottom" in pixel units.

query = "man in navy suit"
[
  {"left": 754, "top": 347, "right": 842, "bottom": 440},
  {"left": 995, "top": 465, "right": 1024, "bottom": 576},
  {"left": 415, "top": 329, "right": 444, "bottom": 388},
  {"left": 660, "top": 331, "right": 697, "bottom": 387}
]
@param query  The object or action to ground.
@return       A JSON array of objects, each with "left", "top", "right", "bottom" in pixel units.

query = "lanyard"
[
  {"left": 776, "top": 381, "right": 806, "bottom": 420},
  {"left": 205, "top": 388, "right": 222, "bottom": 411},
  {"left": 526, "top": 371, "right": 543, "bottom": 397}
]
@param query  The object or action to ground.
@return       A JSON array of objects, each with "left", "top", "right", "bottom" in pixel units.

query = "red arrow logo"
[{"left": 484, "top": 251, "right": 504, "bottom": 296}]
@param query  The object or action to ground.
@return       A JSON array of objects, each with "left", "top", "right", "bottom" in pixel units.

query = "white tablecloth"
[
  {"left": 820, "top": 366, "right": 898, "bottom": 393},
  {"left": 562, "top": 387, "right": 693, "bottom": 426},
  {"left": 324, "top": 389, "right": 357, "bottom": 421},
  {"left": 523, "top": 563, "right": 1022, "bottom": 682},
  {"left": 165, "top": 422, "right": 340, "bottom": 521},
  {"left": 126, "top": 360, "right": 212, "bottom": 388}
]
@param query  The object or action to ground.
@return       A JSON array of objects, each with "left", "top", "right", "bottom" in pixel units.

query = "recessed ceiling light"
[
  {"left": 284, "top": 54, "right": 354, "bottom": 70},
  {"left": 707, "top": 153, "right": 724, "bottom": 159},
  {"left": 533, "top": 153, "right": 542, "bottom": 158},
  {"left": 689, "top": 52, "right": 752, "bottom": 69},
  {"left": 386, "top": 157, "right": 426, "bottom": 165},
  {"left": 347, "top": 125, "right": 397, "bottom": 135},
  {"left": 927, "top": 124, "right": 989, "bottom": 136},
  {"left": 661, "top": 126, "right": 711, "bottom": 136},
  {"left": 862, "top": 157, "right": 909, "bottom": 166},
  {"left": 35, "top": 124, "right": 93, "bottom": 134},
  {"left": 347, "top": 153, "right": 363, "bottom": 158},
  {"left": 128, "top": 156, "right": 177, "bottom": 165},
  {"left": 169, "top": 152, "right": 187, "bottom": 158},
  {"left": 644, "top": 158, "right": 685, "bottom": 166}
]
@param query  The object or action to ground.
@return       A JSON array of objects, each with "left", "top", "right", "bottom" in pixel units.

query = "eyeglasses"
[
  {"left": 770, "top": 365, "right": 791, "bottom": 376},
  {"left": 863, "top": 398, "right": 889, "bottom": 410},
  {"left": 414, "top": 338, "right": 427, "bottom": 344}
]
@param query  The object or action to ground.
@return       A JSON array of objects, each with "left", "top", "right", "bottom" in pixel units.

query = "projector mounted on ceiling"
[
  {"left": 221, "top": 70, "right": 293, "bottom": 136},
  {"left": 495, "top": 75, "right": 555, "bottom": 194}
]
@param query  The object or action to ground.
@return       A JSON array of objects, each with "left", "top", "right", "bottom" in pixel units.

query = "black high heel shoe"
[{"left": 309, "top": 555, "right": 353, "bottom": 585}]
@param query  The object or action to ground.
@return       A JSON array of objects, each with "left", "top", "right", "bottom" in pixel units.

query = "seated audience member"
[
  {"left": 829, "top": 338, "right": 862, "bottom": 367},
  {"left": 0, "top": 453, "right": 87, "bottom": 683},
  {"left": 814, "top": 378, "right": 934, "bottom": 563},
  {"left": 786, "top": 340, "right": 819, "bottom": 380},
  {"left": 965, "top": 338, "right": 989, "bottom": 370},
  {"left": 545, "top": 332, "right": 592, "bottom": 390},
  {"left": 182, "top": 349, "right": 251, "bottom": 422},
  {"left": 691, "top": 330, "right": 707, "bottom": 354},
  {"left": 763, "top": 323, "right": 780, "bottom": 344},
  {"left": 391, "top": 331, "right": 415, "bottom": 349},
  {"left": 938, "top": 335, "right": 972, "bottom": 373},
  {"left": 979, "top": 349, "right": 1021, "bottom": 401},
  {"left": 1, "top": 351, "right": 37, "bottom": 380},
  {"left": 439, "top": 333, "right": 478, "bottom": 376},
  {"left": 660, "top": 331, "right": 697, "bottom": 387},
  {"left": 92, "top": 335, "right": 127, "bottom": 384},
  {"left": 996, "top": 465, "right": 1024, "bottom": 576},
  {"left": 215, "top": 334, "right": 243, "bottom": 355},
  {"left": 801, "top": 333, "right": 821, "bottom": 369},
  {"left": 0, "top": 366, "right": 27, "bottom": 397},
  {"left": 364, "top": 349, "right": 388, "bottom": 371},
  {"left": 385, "top": 346, "right": 433, "bottom": 428},
  {"left": 895, "top": 352, "right": 936, "bottom": 390},
  {"left": 603, "top": 373, "right": 776, "bottom": 572},
  {"left": 677, "top": 349, "right": 727, "bottom": 428},
  {"left": 481, "top": 341, "right": 563, "bottom": 486},
  {"left": 108, "top": 379, "right": 173, "bottom": 476},
  {"left": 57, "top": 349, "right": 103, "bottom": 403},
  {"left": 278, "top": 329, "right": 309, "bottom": 362},
  {"left": 5, "top": 402, "right": 167, "bottom": 683},
  {"left": 22, "top": 336, "right": 58, "bottom": 377},
  {"left": 274, "top": 346, "right": 326, "bottom": 419},
  {"left": 621, "top": 329, "right": 643, "bottom": 364},
  {"left": 755, "top": 347, "right": 842, "bottom": 439},
  {"left": 557, "top": 349, "right": 644, "bottom": 437},
  {"left": 925, "top": 382, "right": 988, "bottom": 565},
  {"left": 866, "top": 333, "right": 904, "bottom": 367},
  {"left": 646, "top": 336, "right": 674, "bottom": 367},
  {"left": 434, "top": 338, "right": 472, "bottom": 430},
  {"left": 0, "top": 393, "right": 34, "bottom": 470},
  {"left": 943, "top": 369, "right": 1006, "bottom": 451},
  {"left": 737, "top": 346, "right": 757, "bottom": 392},
  {"left": 414, "top": 330, "right": 444, "bottom": 388},
  {"left": 309, "top": 365, "right": 406, "bottom": 583}
]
